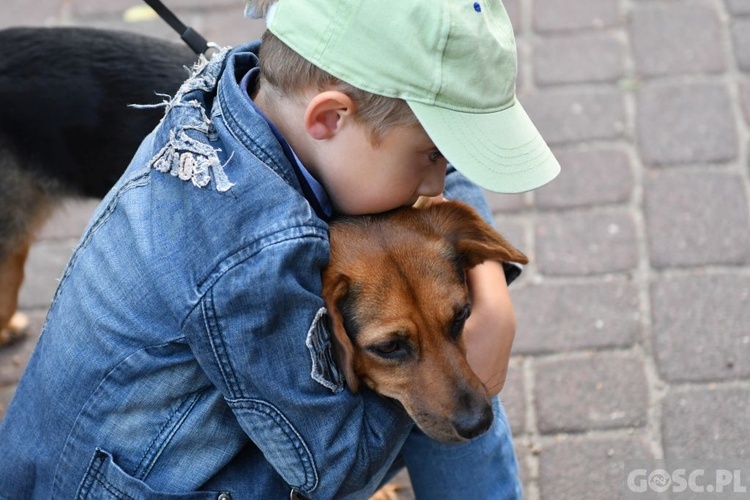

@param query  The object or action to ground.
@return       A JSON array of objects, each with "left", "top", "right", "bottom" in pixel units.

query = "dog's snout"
[{"left": 452, "top": 395, "right": 493, "bottom": 440}]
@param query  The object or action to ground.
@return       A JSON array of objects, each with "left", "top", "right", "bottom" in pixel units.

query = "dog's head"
[{"left": 322, "top": 200, "right": 528, "bottom": 443}]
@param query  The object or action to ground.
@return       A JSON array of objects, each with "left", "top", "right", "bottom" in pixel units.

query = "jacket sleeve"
[
  {"left": 182, "top": 228, "right": 412, "bottom": 498},
  {"left": 444, "top": 165, "right": 496, "bottom": 223}
]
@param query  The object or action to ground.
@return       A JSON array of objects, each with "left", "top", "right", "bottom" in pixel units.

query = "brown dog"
[{"left": 323, "top": 200, "right": 528, "bottom": 443}]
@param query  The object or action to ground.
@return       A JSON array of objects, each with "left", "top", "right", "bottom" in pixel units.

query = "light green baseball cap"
[{"left": 247, "top": 0, "right": 560, "bottom": 193}]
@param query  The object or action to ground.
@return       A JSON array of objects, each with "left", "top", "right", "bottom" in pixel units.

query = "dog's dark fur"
[{"left": 0, "top": 27, "right": 197, "bottom": 342}]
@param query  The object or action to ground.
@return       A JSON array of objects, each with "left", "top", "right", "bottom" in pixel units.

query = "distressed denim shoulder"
[{"left": 0, "top": 42, "right": 412, "bottom": 499}]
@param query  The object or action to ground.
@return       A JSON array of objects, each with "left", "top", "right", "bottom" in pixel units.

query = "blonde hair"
[{"left": 257, "top": 30, "right": 419, "bottom": 145}]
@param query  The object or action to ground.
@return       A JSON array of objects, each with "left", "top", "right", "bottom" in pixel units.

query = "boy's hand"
[{"left": 463, "top": 261, "right": 516, "bottom": 396}]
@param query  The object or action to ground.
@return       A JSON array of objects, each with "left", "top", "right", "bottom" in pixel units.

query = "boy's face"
[{"left": 314, "top": 123, "right": 449, "bottom": 215}]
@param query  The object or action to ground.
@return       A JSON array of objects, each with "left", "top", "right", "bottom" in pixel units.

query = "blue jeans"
[{"left": 390, "top": 397, "right": 522, "bottom": 499}]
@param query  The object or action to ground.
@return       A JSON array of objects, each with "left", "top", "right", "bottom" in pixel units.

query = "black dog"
[{"left": 0, "top": 27, "right": 197, "bottom": 344}]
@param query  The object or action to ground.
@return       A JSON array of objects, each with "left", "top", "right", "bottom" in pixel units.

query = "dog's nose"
[{"left": 453, "top": 398, "right": 494, "bottom": 440}]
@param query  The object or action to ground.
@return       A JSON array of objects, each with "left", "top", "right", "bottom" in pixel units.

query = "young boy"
[{"left": 0, "top": 0, "right": 559, "bottom": 497}]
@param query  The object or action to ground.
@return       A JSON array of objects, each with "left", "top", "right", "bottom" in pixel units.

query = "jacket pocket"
[{"left": 76, "top": 449, "right": 227, "bottom": 500}]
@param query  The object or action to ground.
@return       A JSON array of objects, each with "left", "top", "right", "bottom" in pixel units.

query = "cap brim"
[{"left": 408, "top": 98, "right": 560, "bottom": 193}]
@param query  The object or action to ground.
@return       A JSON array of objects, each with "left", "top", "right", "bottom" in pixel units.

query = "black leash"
[{"left": 142, "top": 0, "right": 209, "bottom": 55}]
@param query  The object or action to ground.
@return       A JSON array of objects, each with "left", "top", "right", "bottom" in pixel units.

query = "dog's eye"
[
  {"left": 377, "top": 341, "right": 400, "bottom": 354},
  {"left": 450, "top": 305, "right": 471, "bottom": 339},
  {"left": 369, "top": 340, "right": 408, "bottom": 359}
]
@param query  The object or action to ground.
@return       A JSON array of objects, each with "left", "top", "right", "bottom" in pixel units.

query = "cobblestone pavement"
[{"left": 2, "top": 1, "right": 750, "bottom": 498}]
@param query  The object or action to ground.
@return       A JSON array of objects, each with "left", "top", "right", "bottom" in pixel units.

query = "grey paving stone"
[
  {"left": 489, "top": 220, "right": 526, "bottom": 264},
  {"left": 81, "top": 17, "right": 182, "bottom": 43},
  {"left": 533, "top": 0, "right": 621, "bottom": 33},
  {"left": 503, "top": 0, "right": 522, "bottom": 34},
  {"left": 534, "top": 352, "right": 648, "bottom": 434},
  {"left": 535, "top": 209, "right": 638, "bottom": 276},
  {"left": 663, "top": 386, "right": 750, "bottom": 459},
  {"left": 534, "top": 33, "right": 626, "bottom": 86},
  {"left": 0, "top": 310, "right": 45, "bottom": 387},
  {"left": 535, "top": 147, "right": 633, "bottom": 210},
  {"left": 484, "top": 190, "right": 529, "bottom": 214},
  {"left": 513, "top": 281, "right": 640, "bottom": 354},
  {"left": 0, "top": 0, "right": 61, "bottom": 29},
  {"left": 0, "top": 385, "right": 18, "bottom": 422},
  {"left": 524, "top": 88, "right": 626, "bottom": 146},
  {"left": 387, "top": 469, "right": 415, "bottom": 500},
  {"left": 741, "top": 80, "right": 750, "bottom": 127},
  {"left": 651, "top": 273, "right": 750, "bottom": 383},
  {"left": 732, "top": 19, "right": 750, "bottom": 72},
  {"left": 539, "top": 435, "right": 655, "bottom": 500},
  {"left": 18, "top": 240, "right": 77, "bottom": 310},
  {"left": 81, "top": 15, "right": 211, "bottom": 45},
  {"left": 515, "top": 43, "right": 528, "bottom": 93},
  {"left": 637, "top": 82, "right": 738, "bottom": 166},
  {"left": 70, "top": 0, "right": 141, "bottom": 16},
  {"left": 193, "top": 7, "right": 267, "bottom": 48},
  {"left": 0, "top": 344, "right": 32, "bottom": 388},
  {"left": 148, "top": 0, "right": 239, "bottom": 8},
  {"left": 72, "top": 3, "right": 240, "bottom": 45},
  {"left": 71, "top": 0, "right": 239, "bottom": 17},
  {"left": 644, "top": 171, "right": 750, "bottom": 269},
  {"left": 726, "top": 0, "right": 750, "bottom": 15},
  {"left": 37, "top": 198, "right": 98, "bottom": 241},
  {"left": 514, "top": 442, "right": 530, "bottom": 493},
  {"left": 502, "top": 358, "right": 526, "bottom": 436},
  {"left": 629, "top": 3, "right": 725, "bottom": 78}
]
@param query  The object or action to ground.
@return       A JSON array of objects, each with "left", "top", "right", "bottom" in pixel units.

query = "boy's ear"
[
  {"left": 304, "top": 90, "right": 355, "bottom": 140},
  {"left": 422, "top": 201, "right": 529, "bottom": 269}
]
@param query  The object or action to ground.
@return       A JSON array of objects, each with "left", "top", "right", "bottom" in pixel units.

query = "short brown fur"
[{"left": 323, "top": 200, "right": 528, "bottom": 443}]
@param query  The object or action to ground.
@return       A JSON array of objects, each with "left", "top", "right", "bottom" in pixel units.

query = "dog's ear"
[
  {"left": 425, "top": 201, "right": 529, "bottom": 268},
  {"left": 321, "top": 274, "right": 360, "bottom": 393}
]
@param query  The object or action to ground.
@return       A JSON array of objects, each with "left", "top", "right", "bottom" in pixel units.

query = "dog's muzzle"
[{"left": 452, "top": 393, "right": 494, "bottom": 440}]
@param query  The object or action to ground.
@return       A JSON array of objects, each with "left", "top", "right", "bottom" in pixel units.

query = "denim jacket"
[{"left": 0, "top": 42, "right": 503, "bottom": 499}]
